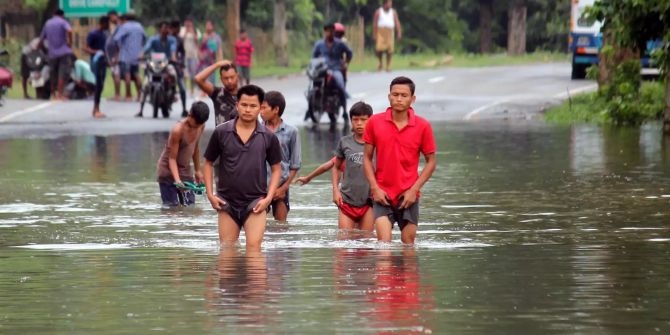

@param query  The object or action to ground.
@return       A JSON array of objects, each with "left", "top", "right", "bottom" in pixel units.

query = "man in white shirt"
[{"left": 372, "top": 0, "right": 402, "bottom": 72}]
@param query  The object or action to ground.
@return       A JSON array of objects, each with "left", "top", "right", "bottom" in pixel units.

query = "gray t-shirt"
[{"left": 335, "top": 135, "right": 370, "bottom": 207}]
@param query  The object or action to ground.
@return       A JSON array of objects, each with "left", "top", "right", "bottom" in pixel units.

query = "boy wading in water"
[
  {"left": 260, "top": 91, "right": 301, "bottom": 222},
  {"left": 363, "top": 77, "right": 437, "bottom": 244},
  {"left": 332, "top": 102, "right": 374, "bottom": 231},
  {"left": 156, "top": 101, "right": 210, "bottom": 207},
  {"left": 203, "top": 85, "right": 283, "bottom": 251}
]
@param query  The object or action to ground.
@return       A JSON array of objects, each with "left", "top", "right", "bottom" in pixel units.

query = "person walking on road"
[
  {"left": 113, "top": 14, "right": 145, "bottom": 102},
  {"left": 373, "top": 0, "right": 402, "bottom": 72},
  {"left": 39, "top": 8, "right": 74, "bottom": 101},
  {"left": 170, "top": 20, "right": 188, "bottom": 118},
  {"left": 106, "top": 10, "right": 122, "bottom": 101},
  {"left": 195, "top": 60, "right": 240, "bottom": 126},
  {"left": 198, "top": 21, "right": 224, "bottom": 85},
  {"left": 363, "top": 76, "right": 436, "bottom": 245},
  {"left": 234, "top": 29, "right": 254, "bottom": 86},
  {"left": 180, "top": 18, "right": 201, "bottom": 97},
  {"left": 203, "top": 85, "right": 283, "bottom": 252},
  {"left": 84, "top": 15, "right": 110, "bottom": 118}
]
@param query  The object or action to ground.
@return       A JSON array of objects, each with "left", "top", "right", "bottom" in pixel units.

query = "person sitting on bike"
[
  {"left": 142, "top": 21, "right": 178, "bottom": 86},
  {"left": 312, "top": 23, "right": 353, "bottom": 109}
]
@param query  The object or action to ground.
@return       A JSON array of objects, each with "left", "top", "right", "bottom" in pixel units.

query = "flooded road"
[{"left": 2, "top": 121, "right": 670, "bottom": 333}]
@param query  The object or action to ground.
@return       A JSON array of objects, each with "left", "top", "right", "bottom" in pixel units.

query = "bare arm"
[
  {"left": 331, "top": 157, "right": 344, "bottom": 206},
  {"left": 204, "top": 159, "right": 225, "bottom": 210},
  {"left": 394, "top": 10, "right": 402, "bottom": 40},
  {"left": 372, "top": 9, "right": 379, "bottom": 39},
  {"left": 167, "top": 126, "right": 183, "bottom": 184},
  {"left": 364, "top": 143, "right": 390, "bottom": 206},
  {"left": 66, "top": 29, "right": 73, "bottom": 48},
  {"left": 194, "top": 60, "right": 224, "bottom": 96},
  {"left": 254, "top": 163, "right": 281, "bottom": 213},
  {"left": 192, "top": 127, "right": 204, "bottom": 183},
  {"left": 295, "top": 159, "right": 336, "bottom": 185}
]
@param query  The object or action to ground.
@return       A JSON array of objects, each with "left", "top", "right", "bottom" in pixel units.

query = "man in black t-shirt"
[
  {"left": 194, "top": 59, "right": 240, "bottom": 126},
  {"left": 203, "top": 85, "right": 282, "bottom": 251}
]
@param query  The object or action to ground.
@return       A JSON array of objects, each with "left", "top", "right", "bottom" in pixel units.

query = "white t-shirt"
[{"left": 377, "top": 7, "right": 395, "bottom": 29}]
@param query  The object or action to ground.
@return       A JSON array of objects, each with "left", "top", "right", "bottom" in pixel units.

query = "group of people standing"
[{"left": 156, "top": 56, "right": 436, "bottom": 251}]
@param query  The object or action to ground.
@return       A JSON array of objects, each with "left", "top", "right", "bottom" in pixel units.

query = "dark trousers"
[{"left": 93, "top": 58, "right": 107, "bottom": 105}]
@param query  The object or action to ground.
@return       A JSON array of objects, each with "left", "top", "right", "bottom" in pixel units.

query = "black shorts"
[
  {"left": 159, "top": 182, "right": 195, "bottom": 207},
  {"left": 217, "top": 195, "right": 262, "bottom": 228},
  {"left": 372, "top": 200, "right": 419, "bottom": 230},
  {"left": 119, "top": 62, "right": 139, "bottom": 78},
  {"left": 49, "top": 54, "right": 73, "bottom": 82},
  {"left": 269, "top": 190, "right": 290, "bottom": 216}
]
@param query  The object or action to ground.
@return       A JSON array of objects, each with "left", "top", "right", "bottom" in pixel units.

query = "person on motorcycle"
[
  {"left": 312, "top": 23, "right": 353, "bottom": 111},
  {"left": 136, "top": 21, "right": 178, "bottom": 117}
]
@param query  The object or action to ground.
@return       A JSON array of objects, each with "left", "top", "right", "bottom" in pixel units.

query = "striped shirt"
[{"left": 235, "top": 39, "right": 254, "bottom": 67}]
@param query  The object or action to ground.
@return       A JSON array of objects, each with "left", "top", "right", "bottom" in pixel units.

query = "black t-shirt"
[
  {"left": 209, "top": 87, "right": 238, "bottom": 126},
  {"left": 204, "top": 120, "right": 282, "bottom": 207},
  {"left": 86, "top": 29, "right": 107, "bottom": 62}
]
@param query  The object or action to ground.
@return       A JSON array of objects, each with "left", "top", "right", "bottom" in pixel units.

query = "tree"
[
  {"left": 273, "top": 0, "right": 289, "bottom": 67},
  {"left": 507, "top": 0, "right": 526, "bottom": 55},
  {"left": 226, "top": 0, "right": 241, "bottom": 60},
  {"left": 479, "top": 0, "right": 493, "bottom": 54}
]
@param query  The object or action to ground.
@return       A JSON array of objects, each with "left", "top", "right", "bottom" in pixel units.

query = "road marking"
[
  {"left": 428, "top": 76, "right": 445, "bottom": 84},
  {"left": 552, "top": 84, "right": 598, "bottom": 99},
  {"left": 464, "top": 100, "right": 509, "bottom": 120},
  {"left": 0, "top": 101, "right": 55, "bottom": 123},
  {"left": 352, "top": 92, "right": 367, "bottom": 99}
]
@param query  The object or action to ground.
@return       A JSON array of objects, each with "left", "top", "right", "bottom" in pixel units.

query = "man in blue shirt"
[
  {"left": 113, "top": 14, "right": 145, "bottom": 102},
  {"left": 312, "top": 23, "right": 353, "bottom": 108},
  {"left": 136, "top": 21, "right": 178, "bottom": 118},
  {"left": 84, "top": 15, "right": 109, "bottom": 118}
]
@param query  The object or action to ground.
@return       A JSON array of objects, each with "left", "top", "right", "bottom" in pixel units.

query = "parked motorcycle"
[
  {"left": 139, "top": 52, "right": 175, "bottom": 118},
  {"left": 24, "top": 45, "right": 51, "bottom": 100},
  {"left": 0, "top": 49, "right": 13, "bottom": 106},
  {"left": 305, "top": 57, "right": 345, "bottom": 125}
]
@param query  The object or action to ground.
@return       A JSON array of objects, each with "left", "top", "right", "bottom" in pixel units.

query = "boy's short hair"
[
  {"left": 190, "top": 101, "right": 210, "bottom": 124},
  {"left": 219, "top": 63, "right": 238, "bottom": 76},
  {"left": 55, "top": 9, "right": 65, "bottom": 16},
  {"left": 264, "top": 91, "right": 286, "bottom": 116},
  {"left": 349, "top": 101, "right": 373, "bottom": 119},
  {"left": 390, "top": 76, "right": 416, "bottom": 95},
  {"left": 237, "top": 84, "right": 265, "bottom": 104}
]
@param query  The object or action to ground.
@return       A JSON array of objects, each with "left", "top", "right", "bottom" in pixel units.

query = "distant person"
[
  {"left": 373, "top": 0, "right": 402, "bottom": 72},
  {"left": 170, "top": 20, "right": 188, "bottom": 118},
  {"left": 194, "top": 60, "right": 239, "bottom": 126},
  {"left": 67, "top": 59, "right": 96, "bottom": 99},
  {"left": 106, "top": 10, "right": 122, "bottom": 100},
  {"left": 84, "top": 15, "right": 110, "bottom": 118},
  {"left": 234, "top": 29, "right": 254, "bottom": 86},
  {"left": 156, "top": 101, "right": 210, "bottom": 208},
  {"left": 198, "top": 21, "right": 223, "bottom": 85},
  {"left": 332, "top": 102, "right": 374, "bottom": 231},
  {"left": 203, "top": 85, "right": 283, "bottom": 252},
  {"left": 39, "top": 8, "right": 74, "bottom": 100},
  {"left": 363, "top": 76, "right": 436, "bottom": 244},
  {"left": 20, "top": 40, "right": 36, "bottom": 99},
  {"left": 312, "top": 23, "right": 353, "bottom": 112},
  {"left": 113, "top": 13, "right": 146, "bottom": 102},
  {"left": 260, "top": 91, "right": 301, "bottom": 222},
  {"left": 180, "top": 18, "right": 201, "bottom": 97}
]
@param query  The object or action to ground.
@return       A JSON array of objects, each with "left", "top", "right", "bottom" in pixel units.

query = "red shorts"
[{"left": 339, "top": 202, "right": 371, "bottom": 221}]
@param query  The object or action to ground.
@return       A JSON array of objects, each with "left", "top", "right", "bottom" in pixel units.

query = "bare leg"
[
  {"left": 124, "top": 73, "right": 133, "bottom": 100},
  {"left": 217, "top": 211, "right": 241, "bottom": 245},
  {"left": 112, "top": 68, "right": 121, "bottom": 100},
  {"left": 376, "top": 51, "right": 383, "bottom": 71},
  {"left": 400, "top": 223, "right": 417, "bottom": 245},
  {"left": 338, "top": 210, "right": 356, "bottom": 230},
  {"left": 272, "top": 201, "right": 289, "bottom": 222},
  {"left": 133, "top": 74, "right": 142, "bottom": 101},
  {"left": 22, "top": 77, "right": 31, "bottom": 99},
  {"left": 358, "top": 208, "right": 375, "bottom": 232},
  {"left": 386, "top": 52, "right": 393, "bottom": 72},
  {"left": 375, "top": 215, "right": 393, "bottom": 242},
  {"left": 243, "top": 212, "right": 267, "bottom": 252},
  {"left": 57, "top": 78, "right": 66, "bottom": 100}
]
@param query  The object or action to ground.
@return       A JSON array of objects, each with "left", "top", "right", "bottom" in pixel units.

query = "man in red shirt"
[
  {"left": 234, "top": 30, "right": 254, "bottom": 86},
  {"left": 363, "top": 76, "right": 437, "bottom": 244}
]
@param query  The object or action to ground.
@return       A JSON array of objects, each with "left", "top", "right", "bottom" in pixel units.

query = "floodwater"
[{"left": 1, "top": 121, "right": 670, "bottom": 333}]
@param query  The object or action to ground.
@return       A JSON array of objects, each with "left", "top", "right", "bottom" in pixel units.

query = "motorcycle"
[
  {"left": 0, "top": 49, "right": 12, "bottom": 106},
  {"left": 139, "top": 52, "right": 175, "bottom": 118},
  {"left": 305, "top": 57, "right": 345, "bottom": 125},
  {"left": 24, "top": 46, "right": 51, "bottom": 100}
]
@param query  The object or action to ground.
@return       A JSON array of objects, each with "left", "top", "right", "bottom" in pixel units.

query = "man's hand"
[
  {"left": 332, "top": 189, "right": 343, "bottom": 207},
  {"left": 194, "top": 171, "right": 204, "bottom": 184},
  {"left": 371, "top": 186, "right": 391, "bottom": 206},
  {"left": 274, "top": 185, "right": 287, "bottom": 201},
  {"left": 399, "top": 187, "right": 418, "bottom": 209},
  {"left": 253, "top": 196, "right": 272, "bottom": 213},
  {"left": 294, "top": 176, "right": 311, "bottom": 186},
  {"left": 207, "top": 194, "right": 226, "bottom": 211}
]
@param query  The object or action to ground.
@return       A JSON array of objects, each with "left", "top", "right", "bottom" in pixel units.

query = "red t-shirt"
[
  {"left": 234, "top": 39, "right": 254, "bottom": 67},
  {"left": 363, "top": 107, "right": 436, "bottom": 205}
]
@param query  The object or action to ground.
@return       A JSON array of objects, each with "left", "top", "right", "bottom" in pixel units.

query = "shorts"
[
  {"left": 237, "top": 65, "right": 250, "bottom": 80},
  {"left": 48, "top": 54, "right": 73, "bottom": 82},
  {"left": 159, "top": 182, "right": 196, "bottom": 207},
  {"left": 20, "top": 54, "right": 30, "bottom": 78},
  {"left": 119, "top": 62, "right": 139, "bottom": 78},
  {"left": 372, "top": 199, "right": 419, "bottom": 230},
  {"left": 340, "top": 201, "right": 371, "bottom": 221},
  {"left": 269, "top": 190, "right": 289, "bottom": 217},
  {"left": 217, "top": 195, "right": 262, "bottom": 228}
]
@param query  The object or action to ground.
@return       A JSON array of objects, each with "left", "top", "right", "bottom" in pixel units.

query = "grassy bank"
[
  {"left": 3, "top": 51, "right": 568, "bottom": 99},
  {"left": 545, "top": 81, "right": 666, "bottom": 124}
]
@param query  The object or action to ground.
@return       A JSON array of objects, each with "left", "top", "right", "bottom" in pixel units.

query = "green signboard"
[{"left": 60, "top": 0, "right": 131, "bottom": 18}]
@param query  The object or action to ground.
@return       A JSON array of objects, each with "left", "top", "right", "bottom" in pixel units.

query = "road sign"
[{"left": 59, "top": 0, "right": 131, "bottom": 18}]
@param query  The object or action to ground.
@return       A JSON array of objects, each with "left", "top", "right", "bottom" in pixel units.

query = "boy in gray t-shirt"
[{"left": 332, "top": 102, "right": 374, "bottom": 231}]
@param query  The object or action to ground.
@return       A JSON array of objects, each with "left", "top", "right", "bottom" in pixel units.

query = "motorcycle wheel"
[
  {"left": 161, "top": 104, "right": 170, "bottom": 118},
  {"left": 151, "top": 90, "right": 160, "bottom": 118}
]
